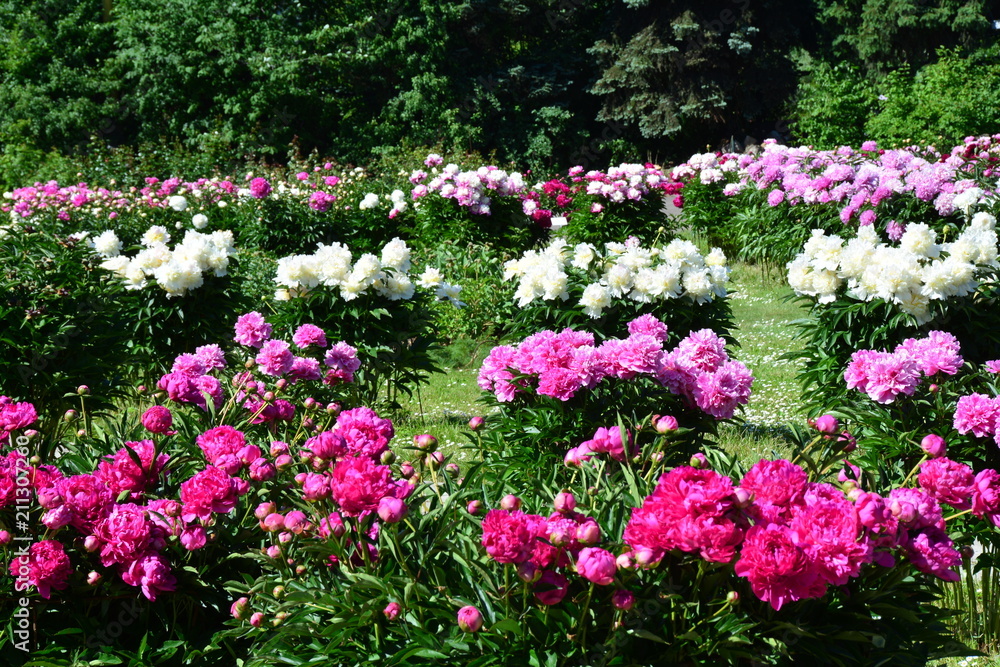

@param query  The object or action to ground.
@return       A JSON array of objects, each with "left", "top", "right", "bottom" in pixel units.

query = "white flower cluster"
[
  {"left": 96, "top": 227, "right": 236, "bottom": 297},
  {"left": 274, "top": 237, "right": 464, "bottom": 306},
  {"left": 503, "top": 237, "right": 730, "bottom": 317},
  {"left": 786, "top": 213, "right": 1000, "bottom": 323}
]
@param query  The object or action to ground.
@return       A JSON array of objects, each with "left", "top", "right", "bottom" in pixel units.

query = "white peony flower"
[
  {"left": 93, "top": 230, "right": 122, "bottom": 258},
  {"left": 192, "top": 213, "right": 209, "bottom": 229},
  {"left": 167, "top": 195, "right": 188, "bottom": 212}
]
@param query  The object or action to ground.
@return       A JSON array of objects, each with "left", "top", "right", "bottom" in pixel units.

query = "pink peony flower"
[
  {"left": 8, "top": 540, "right": 71, "bottom": 599},
  {"left": 788, "top": 499, "right": 872, "bottom": 586},
  {"left": 895, "top": 331, "right": 962, "bottom": 377},
  {"left": 0, "top": 399, "right": 37, "bottom": 433},
  {"left": 692, "top": 360, "right": 754, "bottom": 419},
  {"left": 92, "top": 503, "right": 152, "bottom": 567},
  {"left": 194, "top": 344, "right": 227, "bottom": 371},
  {"left": 627, "top": 315, "right": 669, "bottom": 343},
  {"left": 292, "top": 324, "right": 327, "bottom": 349},
  {"left": 249, "top": 177, "right": 272, "bottom": 199},
  {"left": 234, "top": 312, "right": 272, "bottom": 348},
  {"left": 740, "top": 459, "right": 808, "bottom": 524},
  {"left": 256, "top": 339, "right": 294, "bottom": 376},
  {"left": 954, "top": 394, "right": 1000, "bottom": 438},
  {"left": 323, "top": 342, "right": 361, "bottom": 384},
  {"left": 288, "top": 356, "right": 322, "bottom": 383},
  {"left": 171, "top": 353, "right": 206, "bottom": 377}
]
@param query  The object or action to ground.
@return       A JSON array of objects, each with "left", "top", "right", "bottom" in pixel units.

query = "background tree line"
[{"left": 1, "top": 0, "right": 999, "bottom": 186}]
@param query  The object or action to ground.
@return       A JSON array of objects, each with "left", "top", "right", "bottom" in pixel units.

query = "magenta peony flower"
[
  {"left": 918, "top": 458, "right": 974, "bottom": 510},
  {"left": 335, "top": 407, "right": 394, "bottom": 459},
  {"left": 234, "top": 312, "right": 272, "bottom": 348},
  {"left": 196, "top": 426, "right": 247, "bottom": 470},
  {"left": 141, "top": 406, "right": 174, "bottom": 434},
  {"left": 904, "top": 526, "right": 961, "bottom": 582},
  {"left": 480, "top": 509, "right": 534, "bottom": 564},
  {"left": 328, "top": 456, "right": 398, "bottom": 517},
  {"left": 0, "top": 399, "right": 37, "bottom": 433},
  {"left": 576, "top": 547, "right": 617, "bottom": 585},
  {"left": 249, "top": 177, "right": 272, "bottom": 199},
  {"left": 95, "top": 440, "right": 169, "bottom": 495},
  {"left": 788, "top": 499, "right": 872, "bottom": 586},
  {"left": 477, "top": 345, "right": 522, "bottom": 402},
  {"left": 734, "top": 523, "right": 826, "bottom": 610},
  {"left": 741, "top": 459, "right": 808, "bottom": 524},
  {"left": 612, "top": 589, "right": 635, "bottom": 610},
  {"left": 972, "top": 468, "right": 1000, "bottom": 526},
  {"left": 180, "top": 466, "right": 242, "bottom": 522},
  {"left": 120, "top": 551, "right": 176, "bottom": 601},
  {"left": 55, "top": 474, "right": 113, "bottom": 532},
  {"left": 92, "top": 503, "right": 154, "bottom": 567},
  {"left": 171, "top": 353, "right": 206, "bottom": 377},
  {"left": 8, "top": 540, "right": 71, "bottom": 599}
]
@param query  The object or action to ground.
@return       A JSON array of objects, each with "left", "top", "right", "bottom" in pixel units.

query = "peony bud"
[
  {"left": 275, "top": 454, "right": 293, "bottom": 469},
  {"left": 262, "top": 391, "right": 275, "bottom": 403},
  {"left": 231, "top": 596, "right": 250, "bottom": 620},
  {"left": 726, "top": 591, "right": 740, "bottom": 604},
  {"left": 0, "top": 530, "right": 10, "bottom": 545},
  {"left": 87, "top": 571, "right": 102, "bottom": 586},
  {"left": 689, "top": 453, "right": 708, "bottom": 469},
  {"left": 77, "top": 385, "right": 89, "bottom": 395},
  {"left": 413, "top": 434, "right": 437, "bottom": 451},
  {"left": 275, "top": 378, "right": 288, "bottom": 391},
  {"left": 457, "top": 606, "right": 483, "bottom": 633},
  {"left": 500, "top": 494, "right": 521, "bottom": 511},
  {"left": 400, "top": 462, "right": 415, "bottom": 478},
  {"left": 921, "top": 434, "right": 946, "bottom": 458},
  {"left": 814, "top": 414, "right": 838, "bottom": 433},
  {"left": 303, "top": 397, "right": 317, "bottom": 410},
  {"left": 576, "top": 547, "right": 617, "bottom": 586},
  {"left": 576, "top": 521, "right": 601, "bottom": 546},
  {"left": 616, "top": 553, "right": 635, "bottom": 570},
  {"left": 63, "top": 409, "right": 77, "bottom": 422},
  {"left": 262, "top": 513, "right": 285, "bottom": 532},
  {"left": 249, "top": 612, "right": 265, "bottom": 627},
  {"left": 517, "top": 561, "right": 540, "bottom": 583},
  {"left": 380, "top": 450, "right": 396, "bottom": 465},
  {"left": 76, "top": 429, "right": 87, "bottom": 438},
  {"left": 612, "top": 589, "right": 635, "bottom": 611},
  {"left": 141, "top": 405, "right": 174, "bottom": 434},
  {"left": 272, "top": 585, "right": 285, "bottom": 599},
  {"left": 468, "top": 416, "right": 485, "bottom": 431},
  {"left": 378, "top": 497, "right": 408, "bottom": 524},
  {"left": 326, "top": 402, "right": 341, "bottom": 416},
  {"left": 278, "top": 531, "right": 293, "bottom": 543},
  {"left": 653, "top": 414, "right": 679, "bottom": 433},
  {"left": 467, "top": 500, "right": 483, "bottom": 515},
  {"left": 553, "top": 491, "right": 576, "bottom": 514},
  {"left": 383, "top": 602, "right": 401, "bottom": 621},
  {"left": 733, "top": 487, "right": 753, "bottom": 508},
  {"left": 84, "top": 535, "right": 100, "bottom": 552},
  {"left": 270, "top": 440, "right": 289, "bottom": 457},
  {"left": 284, "top": 510, "right": 309, "bottom": 534},
  {"left": 255, "top": 502, "right": 276, "bottom": 520},
  {"left": 265, "top": 545, "right": 282, "bottom": 558},
  {"left": 445, "top": 462, "right": 460, "bottom": 478}
]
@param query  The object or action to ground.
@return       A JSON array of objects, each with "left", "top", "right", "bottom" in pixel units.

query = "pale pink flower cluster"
[
  {"left": 478, "top": 318, "right": 752, "bottom": 419},
  {"left": 845, "top": 331, "right": 962, "bottom": 403}
]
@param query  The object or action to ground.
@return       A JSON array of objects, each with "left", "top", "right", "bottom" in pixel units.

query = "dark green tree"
[{"left": 589, "top": 0, "right": 816, "bottom": 156}]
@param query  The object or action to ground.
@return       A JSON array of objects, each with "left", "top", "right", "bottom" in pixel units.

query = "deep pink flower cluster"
[
  {"left": 845, "top": 331, "right": 962, "bottom": 403},
  {"left": 478, "top": 319, "right": 752, "bottom": 419},
  {"left": 0, "top": 396, "right": 37, "bottom": 445},
  {"left": 8, "top": 540, "right": 71, "bottom": 599},
  {"left": 566, "top": 426, "right": 633, "bottom": 464},
  {"left": 622, "top": 458, "right": 962, "bottom": 611},
  {"left": 480, "top": 500, "right": 606, "bottom": 603},
  {"left": 157, "top": 344, "right": 229, "bottom": 412},
  {"left": 95, "top": 440, "right": 169, "bottom": 497}
]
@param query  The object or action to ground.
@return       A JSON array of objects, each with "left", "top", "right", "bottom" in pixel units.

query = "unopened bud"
[
  {"left": 87, "top": 571, "right": 102, "bottom": 586},
  {"left": 468, "top": 416, "right": 485, "bottom": 431},
  {"left": 500, "top": 494, "right": 521, "bottom": 511},
  {"left": 77, "top": 385, "right": 89, "bottom": 395},
  {"left": 689, "top": 453, "right": 707, "bottom": 469},
  {"left": 380, "top": 450, "right": 396, "bottom": 465}
]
